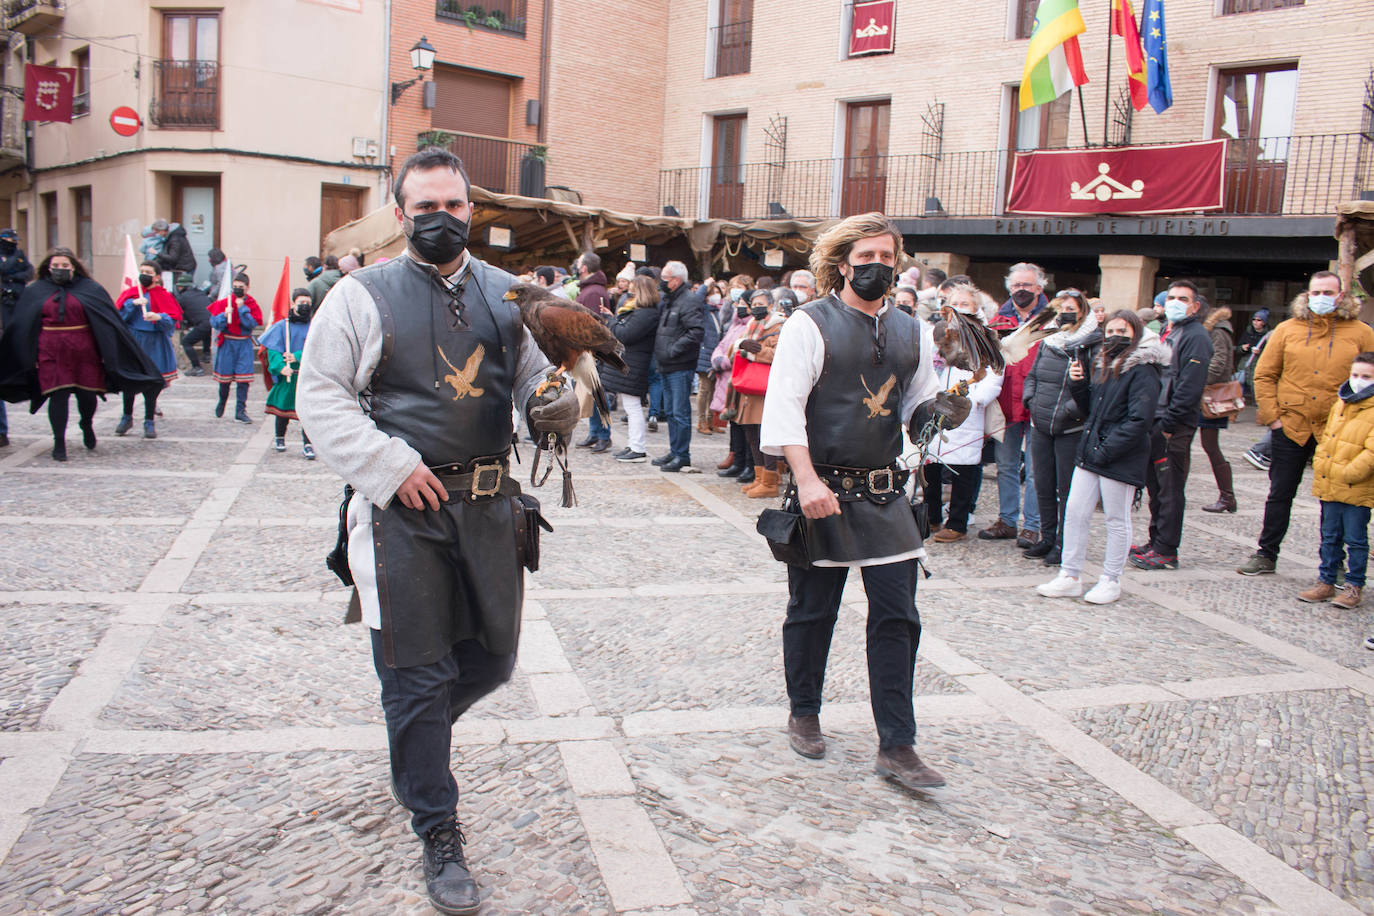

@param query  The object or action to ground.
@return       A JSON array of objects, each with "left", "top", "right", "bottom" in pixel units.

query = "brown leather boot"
[
  {"left": 1203, "top": 462, "right": 1237, "bottom": 512},
  {"left": 875, "top": 746, "right": 945, "bottom": 789},
  {"left": 1332, "top": 585, "right": 1363, "bottom": 609},
  {"left": 716, "top": 451, "right": 736, "bottom": 470},
  {"left": 787, "top": 714, "right": 825, "bottom": 759},
  {"left": 740, "top": 467, "right": 765, "bottom": 493},
  {"left": 1297, "top": 581, "right": 1336, "bottom": 603},
  {"left": 745, "top": 468, "right": 781, "bottom": 498}
]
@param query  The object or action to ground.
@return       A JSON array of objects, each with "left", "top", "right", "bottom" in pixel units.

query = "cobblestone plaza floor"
[{"left": 1, "top": 374, "right": 1372, "bottom": 915}]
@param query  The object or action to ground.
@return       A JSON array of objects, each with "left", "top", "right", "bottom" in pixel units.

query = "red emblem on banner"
[
  {"left": 849, "top": 0, "right": 895, "bottom": 57},
  {"left": 23, "top": 64, "right": 76, "bottom": 123},
  {"left": 1006, "top": 140, "right": 1227, "bottom": 216}
]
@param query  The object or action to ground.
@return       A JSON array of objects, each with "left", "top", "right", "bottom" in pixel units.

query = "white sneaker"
[
  {"left": 1036, "top": 573, "right": 1082, "bottom": 598},
  {"left": 1083, "top": 576, "right": 1122, "bottom": 605}
]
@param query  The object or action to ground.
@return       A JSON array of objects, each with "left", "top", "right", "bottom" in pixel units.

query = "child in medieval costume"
[
  {"left": 209, "top": 272, "right": 262, "bottom": 423},
  {"left": 114, "top": 261, "right": 182, "bottom": 438},
  {"left": 261, "top": 287, "right": 315, "bottom": 459}
]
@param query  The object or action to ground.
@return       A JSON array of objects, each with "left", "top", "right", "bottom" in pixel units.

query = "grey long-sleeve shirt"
[{"left": 297, "top": 254, "right": 551, "bottom": 508}]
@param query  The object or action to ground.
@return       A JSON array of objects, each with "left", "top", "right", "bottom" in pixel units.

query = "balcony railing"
[
  {"left": 149, "top": 60, "right": 219, "bottom": 130},
  {"left": 421, "top": 131, "right": 546, "bottom": 197},
  {"left": 659, "top": 133, "right": 1374, "bottom": 221},
  {"left": 435, "top": 0, "right": 527, "bottom": 36},
  {"left": 2, "top": 0, "right": 62, "bottom": 35},
  {"left": 711, "top": 20, "right": 751, "bottom": 78},
  {"left": 1221, "top": 0, "right": 1304, "bottom": 13}
]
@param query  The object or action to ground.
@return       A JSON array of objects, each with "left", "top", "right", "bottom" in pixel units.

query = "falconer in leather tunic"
[{"left": 298, "top": 252, "right": 555, "bottom": 668}]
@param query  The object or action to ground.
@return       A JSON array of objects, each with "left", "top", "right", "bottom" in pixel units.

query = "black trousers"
[
  {"left": 181, "top": 319, "right": 212, "bottom": 366},
  {"left": 924, "top": 462, "right": 978, "bottom": 533},
  {"left": 1257, "top": 427, "right": 1318, "bottom": 560},
  {"left": 273, "top": 415, "right": 310, "bottom": 442},
  {"left": 1144, "top": 423, "right": 1197, "bottom": 557},
  {"left": 48, "top": 389, "right": 97, "bottom": 440},
  {"left": 783, "top": 559, "right": 922, "bottom": 749},
  {"left": 1029, "top": 426, "right": 1081, "bottom": 548},
  {"left": 122, "top": 387, "right": 160, "bottom": 421},
  {"left": 370, "top": 629, "right": 515, "bottom": 837}
]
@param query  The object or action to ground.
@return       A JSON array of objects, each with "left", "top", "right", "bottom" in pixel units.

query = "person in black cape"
[{"left": 0, "top": 248, "right": 165, "bottom": 460}]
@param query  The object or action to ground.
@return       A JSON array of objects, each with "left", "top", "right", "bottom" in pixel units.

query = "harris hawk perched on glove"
[{"left": 504, "top": 282, "right": 628, "bottom": 422}]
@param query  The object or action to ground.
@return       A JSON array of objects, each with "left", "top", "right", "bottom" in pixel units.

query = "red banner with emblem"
[
  {"left": 849, "top": 0, "right": 896, "bottom": 56},
  {"left": 1007, "top": 139, "right": 1227, "bottom": 216},
  {"left": 23, "top": 64, "right": 76, "bottom": 123}
]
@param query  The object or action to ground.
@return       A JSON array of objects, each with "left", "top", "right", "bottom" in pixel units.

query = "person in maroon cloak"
[{"left": 0, "top": 248, "right": 164, "bottom": 460}]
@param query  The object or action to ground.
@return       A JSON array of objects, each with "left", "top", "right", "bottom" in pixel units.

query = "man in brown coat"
[{"left": 1238, "top": 270, "right": 1374, "bottom": 575}]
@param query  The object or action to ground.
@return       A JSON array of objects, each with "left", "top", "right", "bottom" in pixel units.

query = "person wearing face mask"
[
  {"left": 297, "top": 146, "right": 577, "bottom": 916},
  {"left": 113, "top": 261, "right": 182, "bottom": 438},
  {"left": 1298, "top": 352, "right": 1374, "bottom": 609},
  {"left": 261, "top": 289, "right": 317, "bottom": 458},
  {"left": 599, "top": 275, "right": 661, "bottom": 462},
  {"left": 1036, "top": 310, "right": 1167, "bottom": 604},
  {"left": 0, "top": 248, "right": 164, "bottom": 460},
  {"left": 1019, "top": 290, "right": 1101, "bottom": 566},
  {"left": 694, "top": 278, "right": 723, "bottom": 437},
  {"left": 729, "top": 289, "right": 786, "bottom": 497},
  {"left": 711, "top": 292, "right": 753, "bottom": 480},
  {"left": 649, "top": 260, "right": 705, "bottom": 472},
  {"left": 308, "top": 255, "right": 343, "bottom": 309},
  {"left": 1238, "top": 270, "right": 1374, "bottom": 577},
  {"left": 1198, "top": 305, "right": 1238, "bottom": 513},
  {"left": 1129, "top": 280, "right": 1213, "bottom": 572},
  {"left": 209, "top": 273, "right": 262, "bottom": 423},
  {"left": 761, "top": 212, "right": 970, "bottom": 793},
  {"left": 787, "top": 268, "right": 816, "bottom": 306}
]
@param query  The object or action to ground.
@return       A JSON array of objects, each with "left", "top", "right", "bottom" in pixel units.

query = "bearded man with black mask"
[
  {"left": 296, "top": 146, "right": 577, "bottom": 916},
  {"left": 761, "top": 212, "right": 970, "bottom": 793}
]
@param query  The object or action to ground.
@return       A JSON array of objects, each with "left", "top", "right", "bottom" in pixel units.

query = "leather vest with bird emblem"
[
  {"left": 801, "top": 295, "right": 919, "bottom": 469},
  {"left": 352, "top": 255, "right": 522, "bottom": 466}
]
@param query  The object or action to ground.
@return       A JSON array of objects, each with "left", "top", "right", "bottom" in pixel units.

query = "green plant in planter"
[
  {"left": 525, "top": 145, "right": 548, "bottom": 163},
  {"left": 419, "top": 130, "right": 455, "bottom": 150},
  {"left": 484, "top": 13, "right": 504, "bottom": 28}
]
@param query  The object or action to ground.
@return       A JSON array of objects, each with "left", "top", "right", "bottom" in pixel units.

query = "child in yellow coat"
[{"left": 1303, "top": 352, "right": 1374, "bottom": 612}]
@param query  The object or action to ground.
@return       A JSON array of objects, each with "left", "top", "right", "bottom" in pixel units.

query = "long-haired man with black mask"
[{"left": 297, "top": 146, "right": 577, "bottom": 915}]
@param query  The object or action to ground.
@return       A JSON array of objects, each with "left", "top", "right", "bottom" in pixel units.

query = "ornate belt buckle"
[
  {"left": 868, "top": 468, "right": 894, "bottom": 494},
  {"left": 471, "top": 464, "right": 503, "bottom": 498}
]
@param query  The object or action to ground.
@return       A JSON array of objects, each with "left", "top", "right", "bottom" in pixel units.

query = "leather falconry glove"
[
  {"left": 528, "top": 381, "right": 580, "bottom": 441},
  {"left": 933, "top": 389, "right": 972, "bottom": 429}
]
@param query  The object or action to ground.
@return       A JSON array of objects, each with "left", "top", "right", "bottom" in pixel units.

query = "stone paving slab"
[
  {"left": 543, "top": 475, "right": 715, "bottom": 520},
  {"left": 621, "top": 723, "right": 1283, "bottom": 915},
  {"left": 1073, "top": 689, "right": 1374, "bottom": 913},
  {"left": 0, "top": 474, "right": 206, "bottom": 519},
  {"left": 0, "top": 603, "right": 115, "bottom": 731},
  {"left": 228, "top": 475, "right": 343, "bottom": 520},
  {"left": 922, "top": 584, "right": 1303, "bottom": 694},
  {"left": 547, "top": 593, "right": 964, "bottom": 717},
  {"left": 0, "top": 746, "right": 612, "bottom": 916},
  {"left": 181, "top": 523, "right": 340, "bottom": 593},
  {"left": 532, "top": 524, "right": 782, "bottom": 592},
  {"left": 0, "top": 524, "right": 180, "bottom": 591}
]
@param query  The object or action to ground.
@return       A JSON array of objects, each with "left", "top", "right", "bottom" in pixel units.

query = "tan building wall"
[{"left": 12, "top": 0, "right": 389, "bottom": 293}]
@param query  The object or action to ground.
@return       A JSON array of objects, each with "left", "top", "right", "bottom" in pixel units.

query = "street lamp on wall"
[{"left": 391, "top": 37, "right": 437, "bottom": 105}]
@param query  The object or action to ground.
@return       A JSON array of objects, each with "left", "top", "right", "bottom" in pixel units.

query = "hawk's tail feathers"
[{"left": 569, "top": 351, "right": 612, "bottom": 424}]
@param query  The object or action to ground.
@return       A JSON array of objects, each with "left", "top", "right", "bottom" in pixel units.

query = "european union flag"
[{"left": 1142, "top": 0, "right": 1172, "bottom": 113}]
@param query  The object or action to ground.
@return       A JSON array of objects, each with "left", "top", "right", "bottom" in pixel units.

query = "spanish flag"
[
  {"left": 1111, "top": 0, "right": 1149, "bottom": 111},
  {"left": 1018, "top": 0, "right": 1089, "bottom": 111}
]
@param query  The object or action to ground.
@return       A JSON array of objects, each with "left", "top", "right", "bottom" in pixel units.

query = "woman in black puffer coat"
[
  {"left": 1035, "top": 310, "right": 1167, "bottom": 605},
  {"left": 599, "top": 274, "right": 660, "bottom": 462},
  {"left": 1021, "top": 290, "right": 1101, "bottom": 565}
]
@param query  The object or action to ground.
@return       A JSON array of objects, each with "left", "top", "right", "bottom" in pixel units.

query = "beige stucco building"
[{"left": 3, "top": 0, "right": 389, "bottom": 293}]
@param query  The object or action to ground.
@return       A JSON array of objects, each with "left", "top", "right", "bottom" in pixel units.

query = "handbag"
[
  {"left": 1201, "top": 380, "right": 1246, "bottom": 419},
  {"left": 756, "top": 489, "right": 812, "bottom": 568},
  {"left": 730, "top": 351, "right": 771, "bottom": 397}
]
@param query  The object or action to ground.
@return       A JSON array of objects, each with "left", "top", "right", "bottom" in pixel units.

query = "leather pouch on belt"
[
  {"left": 512, "top": 492, "right": 553, "bottom": 572},
  {"left": 325, "top": 484, "right": 355, "bottom": 587}
]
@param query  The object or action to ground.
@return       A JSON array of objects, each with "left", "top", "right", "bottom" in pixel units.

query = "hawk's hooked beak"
[{"left": 503, "top": 289, "right": 519, "bottom": 301}]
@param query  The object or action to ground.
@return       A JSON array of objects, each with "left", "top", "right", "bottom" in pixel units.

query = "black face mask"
[
  {"left": 291, "top": 301, "right": 314, "bottom": 321},
  {"left": 735, "top": 304, "right": 748, "bottom": 319},
  {"left": 778, "top": 297, "right": 797, "bottom": 316},
  {"left": 232, "top": 286, "right": 247, "bottom": 299},
  {"left": 404, "top": 210, "right": 470, "bottom": 265},
  {"left": 50, "top": 267, "right": 72, "bottom": 286},
  {"left": 304, "top": 266, "right": 321, "bottom": 280},
  {"left": 1011, "top": 289, "right": 1037, "bottom": 309},
  {"left": 843, "top": 262, "right": 893, "bottom": 302},
  {"left": 0, "top": 240, "right": 15, "bottom": 254},
  {"left": 138, "top": 274, "right": 154, "bottom": 289},
  {"left": 896, "top": 302, "right": 914, "bottom": 315},
  {"left": 1103, "top": 335, "right": 1132, "bottom": 355},
  {"left": 1059, "top": 311, "right": 1077, "bottom": 326},
  {"left": 750, "top": 305, "right": 770, "bottom": 321}
]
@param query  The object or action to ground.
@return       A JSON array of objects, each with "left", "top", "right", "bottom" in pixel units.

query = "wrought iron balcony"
[
  {"left": 711, "top": 20, "right": 751, "bottom": 78},
  {"left": 149, "top": 60, "right": 220, "bottom": 130},
  {"left": 659, "top": 133, "right": 1374, "bottom": 221},
  {"left": 419, "top": 130, "right": 547, "bottom": 197},
  {"left": 2, "top": 0, "right": 62, "bottom": 35},
  {"left": 435, "top": 0, "right": 527, "bottom": 36}
]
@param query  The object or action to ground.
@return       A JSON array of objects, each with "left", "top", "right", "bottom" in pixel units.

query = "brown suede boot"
[
  {"left": 1332, "top": 585, "right": 1363, "bottom": 609},
  {"left": 1297, "top": 582, "right": 1336, "bottom": 603},
  {"left": 741, "top": 467, "right": 765, "bottom": 493},
  {"left": 875, "top": 746, "right": 945, "bottom": 790},
  {"left": 717, "top": 451, "right": 736, "bottom": 470},
  {"left": 787, "top": 714, "right": 825, "bottom": 759},
  {"left": 745, "top": 467, "right": 781, "bottom": 498}
]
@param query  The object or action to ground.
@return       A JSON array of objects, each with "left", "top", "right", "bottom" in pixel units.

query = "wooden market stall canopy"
[
  {"left": 323, "top": 186, "right": 836, "bottom": 275},
  {"left": 1336, "top": 199, "right": 1374, "bottom": 302}
]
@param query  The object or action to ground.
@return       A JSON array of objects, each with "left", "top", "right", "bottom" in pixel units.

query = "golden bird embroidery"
[
  {"left": 861, "top": 373, "right": 898, "bottom": 419},
  {"left": 437, "top": 343, "right": 485, "bottom": 400}
]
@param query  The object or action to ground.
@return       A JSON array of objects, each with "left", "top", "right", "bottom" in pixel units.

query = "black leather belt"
[
  {"left": 813, "top": 463, "right": 909, "bottom": 501},
  {"left": 430, "top": 453, "right": 516, "bottom": 501}
]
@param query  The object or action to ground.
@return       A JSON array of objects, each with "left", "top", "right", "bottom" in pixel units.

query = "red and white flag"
[{"left": 121, "top": 235, "right": 140, "bottom": 295}]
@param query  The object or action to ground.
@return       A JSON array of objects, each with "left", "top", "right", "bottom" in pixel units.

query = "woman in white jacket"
[{"left": 925, "top": 286, "right": 1004, "bottom": 542}]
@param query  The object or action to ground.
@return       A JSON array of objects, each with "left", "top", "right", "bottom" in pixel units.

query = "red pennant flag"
[
  {"left": 1111, "top": 0, "right": 1149, "bottom": 112},
  {"left": 271, "top": 256, "right": 292, "bottom": 325},
  {"left": 23, "top": 64, "right": 76, "bottom": 122}
]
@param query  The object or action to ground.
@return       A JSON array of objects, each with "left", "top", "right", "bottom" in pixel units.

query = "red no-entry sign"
[{"left": 110, "top": 106, "right": 141, "bottom": 136}]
